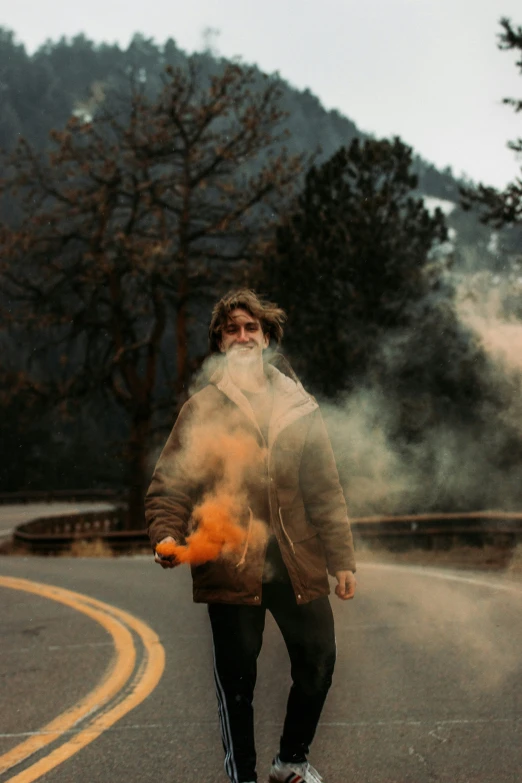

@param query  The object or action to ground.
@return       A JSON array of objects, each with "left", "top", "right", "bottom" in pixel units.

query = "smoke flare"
[{"left": 156, "top": 495, "right": 247, "bottom": 566}]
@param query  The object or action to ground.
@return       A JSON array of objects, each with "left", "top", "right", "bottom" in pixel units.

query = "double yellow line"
[{"left": 0, "top": 576, "right": 166, "bottom": 782}]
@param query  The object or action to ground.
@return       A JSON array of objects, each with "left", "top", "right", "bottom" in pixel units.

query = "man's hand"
[
  {"left": 154, "top": 536, "right": 180, "bottom": 569},
  {"left": 334, "top": 570, "right": 356, "bottom": 600}
]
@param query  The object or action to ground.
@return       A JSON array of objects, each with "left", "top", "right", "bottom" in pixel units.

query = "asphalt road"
[{"left": 1, "top": 554, "right": 521, "bottom": 783}]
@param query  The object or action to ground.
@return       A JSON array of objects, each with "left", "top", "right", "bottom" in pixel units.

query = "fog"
[{"left": 321, "top": 275, "right": 522, "bottom": 519}]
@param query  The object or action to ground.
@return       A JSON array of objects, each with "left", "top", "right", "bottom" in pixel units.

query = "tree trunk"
[
  {"left": 126, "top": 410, "right": 151, "bottom": 530},
  {"left": 176, "top": 158, "right": 190, "bottom": 402},
  {"left": 176, "top": 273, "right": 188, "bottom": 401}
]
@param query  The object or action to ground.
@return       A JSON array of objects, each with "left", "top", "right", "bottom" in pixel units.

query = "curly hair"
[{"left": 208, "top": 289, "right": 286, "bottom": 353}]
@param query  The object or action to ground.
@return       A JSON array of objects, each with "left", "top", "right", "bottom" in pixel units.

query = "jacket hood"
[{"left": 206, "top": 353, "right": 318, "bottom": 450}]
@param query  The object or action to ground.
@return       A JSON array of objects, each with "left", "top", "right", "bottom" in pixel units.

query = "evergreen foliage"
[
  {"left": 260, "top": 137, "right": 448, "bottom": 396},
  {"left": 0, "top": 27, "right": 465, "bottom": 201}
]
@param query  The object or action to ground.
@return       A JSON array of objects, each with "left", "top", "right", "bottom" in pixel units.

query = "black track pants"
[{"left": 208, "top": 582, "right": 337, "bottom": 783}]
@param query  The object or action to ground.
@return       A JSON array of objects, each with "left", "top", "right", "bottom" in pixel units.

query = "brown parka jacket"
[{"left": 145, "top": 361, "right": 356, "bottom": 605}]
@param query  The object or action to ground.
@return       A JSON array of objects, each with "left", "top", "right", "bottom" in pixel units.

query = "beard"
[{"left": 227, "top": 344, "right": 262, "bottom": 366}]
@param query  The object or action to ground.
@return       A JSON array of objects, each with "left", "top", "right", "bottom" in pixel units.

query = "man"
[{"left": 146, "top": 289, "right": 356, "bottom": 783}]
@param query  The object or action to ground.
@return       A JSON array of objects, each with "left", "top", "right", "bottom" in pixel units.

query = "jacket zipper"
[
  {"left": 267, "top": 444, "right": 304, "bottom": 601},
  {"left": 268, "top": 449, "right": 297, "bottom": 560},
  {"left": 278, "top": 504, "right": 305, "bottom": 602}
]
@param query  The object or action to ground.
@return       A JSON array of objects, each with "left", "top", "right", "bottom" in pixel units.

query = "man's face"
[{"left": 219, "top": 308, "right": 269, "bottom": 363}]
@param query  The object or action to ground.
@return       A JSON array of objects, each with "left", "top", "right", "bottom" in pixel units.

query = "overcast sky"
[{"left": 4, "top": 0, "right": 522, "bottom": 189}]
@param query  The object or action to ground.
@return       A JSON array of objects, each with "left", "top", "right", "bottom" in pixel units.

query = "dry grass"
[
  {"left": 62, "top": 538, "right": 115, "bottom": 558},
  {"left": 505, "top": 543, "right": 522, "bottom": 575},
  {"left": 0, "top": 537, "right": 152, "bottom": 558},
  {"left": 0, "top": 539, "right": 30, "bottom": 556},
  {"left": 2, "top": 533, "right": 522, "bottom": 572},
  {"left": 61, "top": 539, "right": 153, "bottom": 558}
]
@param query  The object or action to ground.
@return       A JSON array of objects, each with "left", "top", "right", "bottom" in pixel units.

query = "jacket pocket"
[
  {"left": 279, "top": 504, "right": 317, "bottom": 544},
  {"left": 279, "top": 505, "right": 329, "bottom": 591}
]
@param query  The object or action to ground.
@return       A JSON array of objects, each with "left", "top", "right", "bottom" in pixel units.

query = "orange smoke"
[
  {"left": 156, "top": 494, "right": 247, "bottom": 566},
  {"left": 156, "top": 404, "right": 268, "bottom": 566}
]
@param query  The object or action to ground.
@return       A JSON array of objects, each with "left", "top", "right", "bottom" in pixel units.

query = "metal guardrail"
[
  {"left": 12, "top": 508, "right": 145, "bottom": 552},
  {"left": 8, "top": 505, "right": 522, "bottom": 553},
  {"left": 351, "top": 511, "right": 522, "bottom": 550}
]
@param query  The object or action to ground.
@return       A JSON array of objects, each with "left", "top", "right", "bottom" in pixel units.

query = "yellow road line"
[
  {"left": 0, "top": 577, "right": 136, "bottom": 775},
  {"left": 0, "top": 576, "right": 165, "bottom": 783}
]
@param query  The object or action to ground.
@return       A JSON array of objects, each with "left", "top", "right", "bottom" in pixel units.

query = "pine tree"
[
  {"left": 461, "top": 18, "right": 522, "bottom": 226},
  {"left": 261, "top": 137, "right": 447, "bottom": 396}
]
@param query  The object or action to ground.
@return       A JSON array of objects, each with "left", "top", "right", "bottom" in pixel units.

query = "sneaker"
[{"left": 268, "top": 756, "right": 323, "bottom": 783}]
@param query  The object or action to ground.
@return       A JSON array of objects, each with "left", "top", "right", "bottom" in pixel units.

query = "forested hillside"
[{"left": 0, "top": 27, "right": 498, "bottom": 265}]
